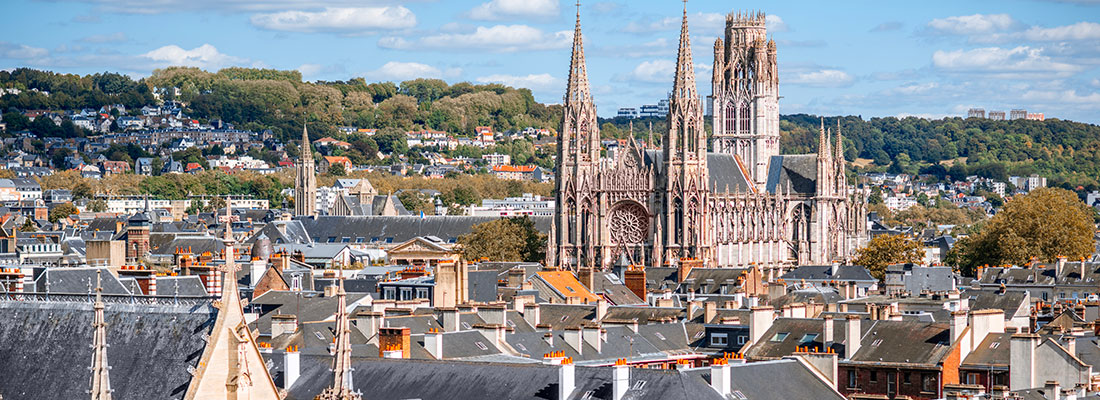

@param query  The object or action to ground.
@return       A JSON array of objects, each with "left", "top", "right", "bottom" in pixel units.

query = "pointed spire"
[
  {"left": 301, "top": 122, "right": 313, "bottom": 162},
  {"left": 818, "top": 118, "right": 828, "bottom": 160},
  {"left": 564, "top": 1, "right": 592, "bottom": 107},
  {"left": 671, "top": 0, "right": 698, "bottom": 103},
  {"left": 89, "top": 269, "right": 112, "bottom": 400},
  {"left": 320, "top": 266, "right": 359, "bottom": 399},
  {"left": 835, "top": 119, "right": 844, "bottom": 164}
]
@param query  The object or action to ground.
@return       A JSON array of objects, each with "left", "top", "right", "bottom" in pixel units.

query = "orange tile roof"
[
  {"left": 323, "top": 156, "right": 351, "bottom": 163},
  {"left": 536, "top": 271, "right": 599, "bottom": 303},
  {"left": 492, "top": 165, "right": 536, "bottom": 173}
]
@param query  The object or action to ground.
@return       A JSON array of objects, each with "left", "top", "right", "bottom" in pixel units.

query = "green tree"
[
  {"left": 88, "top": 199, "right": 107, "bottom": 212},
  {"left": 19, "top": 219, "right": 36, "bottom": 232},
  {"left": 48, "top": 202, "right": 79, "bottom": 223},
  {"left": 946, "top": 188, "right": 1095, "bottom": 276},
  {"left": 853, "top": 234, "right": 924, "bottom": 280},
  {"left": 328, "top": 163, "right": 346, "bottom": 176},
  {"left": 458, "top": 217, "right": 546, "bottom": 262}
]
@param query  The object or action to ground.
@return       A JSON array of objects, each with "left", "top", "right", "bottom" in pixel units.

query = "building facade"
[{"left": 549, "top": 7, "right": 867, "bottom": 272}]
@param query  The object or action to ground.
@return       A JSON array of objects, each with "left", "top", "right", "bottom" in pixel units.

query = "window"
[
  {"left": 291, "top": 276, "right": 302, "bottom": 291},
  {"left": 341, "top": 237, "right": 350, "bottom": 243},
  {"left": 475, "top": 341, "right": 489, "bottom": 350},
  {"left": 848, "top": 370, "right": 857, "bottom": 388},
  {"left": 711, "top": 333, "right": 729, "bottom": 346},
  {"left": 693, "top": 331, "right": 705, "bottom": 340},
  {"left": 355, "top": 237, "right": 365, "bottom": 243},
  {"left": 415, "top": 288, "right": 429, "bottom": 299},
  {"left": 400, "top": 288, "right": 412, "bottom": 301},
  {"left": 921, "top": 373, "right": 936, "bottom": 393},
  {"left": 799, "top": 333, "right": 819, "bottom": 344},
  {"left": 383, "top": 287, "right": 395, "bottom": 300},
  {"left": 871, "top": 339, "right": 884, "bottom": 347},
  {"left": 903, "top": 372, "right": 911, "bottom": 385},
  {"left": 771, "top": 332, "right": 790, "bottom": 342},
  {"left": 989, "top": 342, "right": 1001, "bottom": 349},
  {"left": 966, "top": 373, "right": 978, "bottom": 385},
  {"left": 632, "top": 381, "right": 647, "bottom": 390},
  {"left": 327, "top": 236, "right": 336, "bottom": 243},
  {"left": 737, "top": 336, "right": 747, "bottom": 345},
  {"left": 462, "top": 322, "right": 471, "bottom": 330},
  {"left": 870, "top": 371, "right": 877, "bottom": 383},
  {"left": 654, "top": 332, "right": 666, "bottom": 341}
]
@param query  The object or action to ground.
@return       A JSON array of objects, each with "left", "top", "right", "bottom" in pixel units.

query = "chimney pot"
[{"left": 613, "top": 359, "right": 630, "bottom": 400}]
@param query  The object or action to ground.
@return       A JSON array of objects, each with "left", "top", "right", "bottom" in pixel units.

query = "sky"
[{"left": 1, "top": 0, "right": 1099, "bottom": 123}]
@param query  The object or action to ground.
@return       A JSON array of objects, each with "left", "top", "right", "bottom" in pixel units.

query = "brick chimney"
[
  {"left": 378, "top": 327, "right": 410, "bottom": 359},
  {"left": 710, "top": 358, "right": 731, "bottom": 396},
  {"left": 749, "top": 306, "right": 774, "bottom": 345},
  {"left": 507, "top": 268, "right": 525, "bottom": 287},
  {"left": 283, "top": 345, "right": 299, "bottom": 389},
  {"left": 613, "top": 358, "right": 630, "bottom": 400},
  {"left": 845, "top": 315, "right": 861, "bottom": 359},
  {"left": 271, "top": 314, "right": 297, "bottom": 337},
  {"left": 577, "top": 266, "right": 594, "bottom": 290},
  {"left": 424, "top": 328, "right": 443, "bottom": 359},
  {"left": 523, "top": 303, "right": 540, "bottom": 328},
  {"left": 624, "top": 265, "right": 646, "bottom": 300}
]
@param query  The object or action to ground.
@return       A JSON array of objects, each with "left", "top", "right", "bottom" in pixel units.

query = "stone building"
[
  {"left": 549, "top": 6, "right": 868, "bottom": 272},
  {"left": 295, "top": 124, "right": 317, "bottom": 217}
]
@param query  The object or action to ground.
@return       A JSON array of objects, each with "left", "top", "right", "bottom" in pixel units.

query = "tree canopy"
[
  {"left": 853, "top": 234, "right": 924, "bottom": 280},
  {"left": 458, "top": 217, "right": 546, "bottom": 262}
]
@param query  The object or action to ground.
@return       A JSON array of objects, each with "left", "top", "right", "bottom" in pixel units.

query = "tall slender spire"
[
  {"left": 89, "top": 269, "right": 112, "bottom": 400},
  {"left": 667, "top": 0, "right": 705, "bottom": 159},
  {"left": 564, "top": 1, "right": 591, "bottom": 107},
  {"left": 318, "top": 267, "right": 360, "bottom": 400},
  {"left": 672, "top": 0, "right": 698, "bottom": 103},
  {"left": 301, "top": 123, "right": 313, "bottom": 162}
]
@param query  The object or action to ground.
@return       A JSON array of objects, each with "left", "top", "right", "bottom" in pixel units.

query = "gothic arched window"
[{"left": 673, "top": 198, "right": 684, "bottom": 245}]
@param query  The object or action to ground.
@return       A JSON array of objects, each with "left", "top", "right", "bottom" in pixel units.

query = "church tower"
[
  {"left": 711, "top": 11, "right": 779, "bottom": 186},
  {"left": 552, "top": 3, "right": 603, "bottom": 269},
  {"left": 659, "top": 1, "right": 711, "bottom": 264},
  {"left": 294, "top": 124, "right": 317, "bottom": 216}
]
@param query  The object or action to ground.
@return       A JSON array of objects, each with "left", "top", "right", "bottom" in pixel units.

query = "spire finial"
[{"left": 90, "top": 268, "right": 112, "bottom": 400}]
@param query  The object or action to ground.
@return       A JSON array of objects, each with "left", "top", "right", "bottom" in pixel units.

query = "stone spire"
[
  {"left": 667, "top": 0, "right": 706, "bottom": 160},
  {"left": 564, "top": 1, "right": 592, "bottom": 108},
  {"left": 317, "top": 268, "right": 360, "bottom": 400},
  {"left": 301, "top": 123, "right": 313, "bottom": 163},
  {"left": 295, "top": 122, "right": 318, "bottom": 217},
  {"left": 89, "top": 269, "right": 112, "bottom": 400}
]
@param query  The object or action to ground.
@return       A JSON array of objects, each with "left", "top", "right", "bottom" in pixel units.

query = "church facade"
[{"left": 549, "top": 6, "right": 868, "bottom": 273}]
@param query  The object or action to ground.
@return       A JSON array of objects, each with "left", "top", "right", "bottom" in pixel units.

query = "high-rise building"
[
  {"left": 967, "top": 108, "right": 985, "bottom": 119},
  {"left": 1009, "top": 109, "right": 1027, "bottom": 120},
  {"left": 616, "top": 107, "right": 638, "bottom": 118},
  {"left": 988, "top": 111, "right": 1006, "bottom": 121}
]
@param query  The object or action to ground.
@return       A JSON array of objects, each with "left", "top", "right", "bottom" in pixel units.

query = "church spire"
[
  {"left": 318, "top": 267, "right": 360, "bottom": 400},
  {"left": 564, "top": 1, "right": 591, "bottom": 108},
  {"left": 89, "top": 269, "right": 112, "bottom": 400},
  {"left": 301, "top": 123, "right": 313, "bottom": 162},
  {"left": 672, "top": 0, "right": 698, "bottom": 104},
  {"left": 667, "top": 0, "right": 705, "bottom": 159}
]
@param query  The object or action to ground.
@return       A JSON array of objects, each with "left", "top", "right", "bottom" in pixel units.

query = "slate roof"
[
  {"left": 294, "top": 215, "right": 552, "bottom": 244},
  {"left": 780, "top": 265, "right": 876, "bottom": 283},
  {"left": 157, "top": 276, "right": 209, "bottom": 297},
  {"left": 744, "top": 318, "right": 849, "bottom": 359},
  {"left": 769, "top": 286, "right": 843, "bottom": 309},
  {"left": 847, "top": 320, "right": 953, "bottom": 366},
  {"left": 678, "top": 268, "right": 751, "bottom": 295},
  {"left": 33, "top": 267, "right": 130, "bottom": 295},
  {"left": 285, "top": 358, "right": 726, "bottom": 400},
  {"left": 962, "top": 288, "right": 1029, "bottom": 318},
  {"left": 685, "top": 359, "right": 846, "bottom": 399},
  {"left": 978, "top": 262, "right": 1100, "bottom": 287},
  {"left": 0, "top": 299, "right": 216, "bottom": 399},
  {"left": 765, "top": 154, "right": 818, "bottom": 195},
  {"left": 642, "top": 150, "right": 755, "bottom": 194},
  {"left": 960, "top": 332, "right": 1010, "bottom": 367}
]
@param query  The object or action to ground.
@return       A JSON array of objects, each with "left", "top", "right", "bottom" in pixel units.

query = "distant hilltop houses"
[{"left": 967, "top": 108, "right": 1044, "bottom": 121}]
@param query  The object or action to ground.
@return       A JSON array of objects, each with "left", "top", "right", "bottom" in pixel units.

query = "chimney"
[
  {"left": 577, "top": 267, "right": 594, "bottom": 290},
  {"left": 425, "top": 329, "right": 443, "bottom": 359},
  {"left": 250, "top": 258, "right": 266, "bottom": 288},
  {"left": 382, "top": 344, "right": 404, "bottom": 359},
  {"left": 710, "top": 358, "right": 731, "bottom": 396},
  {"left": 970, "top": 309, "right": 1006, "bottom": 348},
  {"left": 823, "top": 315, "right": 835, "bottom": 349},
  {"left": 479, "top": 305, "right": 506, "bottom": 325},
  {"left": 283, "top": 346, "right": 299, "bottom": 390},
  {"left": 558, "top": 357, "right": 575, "bottom": 400},
  {"left": 678, "top": 260, "right": 695, "bottom": 283},
  {"left": 440, "top": 307, "right": 460, "bottom": 332},
  {"left": 1010, "top": 333, "right": 1039, "bottom": 391},
  {"left": 845, "top": 315, "right": 861, "bottom": 359},
  {"left": 623, "top": 266, "right": 647, "bottom": 300},
  {"left": 582, "top": 325, "right": 603, "bottom": 354},
  {"left": 689, "top": 300, "right": 703, "bottom": 320},
  {"left": 271, "top": 314, "right": 297, "bottom": 337},
  {"left": 564, "top": 328, "right": 583, "bottom": 354},
  {"left": 507, "top": 268, "right": 525, "bottom": 287},
  {"left": 613, "top": 359, "right": 630, "bottom": 400},
  {"left": 523, "top": 303, "right": 541, "bottom": 328},
  {"left": 596, "top": 299, "right": 608, "bottom": 321},
  {"left": 512, "top": 294, "right": 533, "bottom": 313},
  {"left": 378, "top": 327, "right": 411, "bottom": 359},
  {"left": 323, "top": 284, "right": 338, "bottom": 297},
  {"left": 1056, "top": 256, "right": 1067, "bottom": 277},
  {"left": 830, "top": 262, "right": 840, "bottom": 277},
  {"left": 704, "top": 302, "right": 717, "bottom": 324},
  {"left": 950, "top": 310, "right": 968, "bottom": 345},
  {"left": 1045, "top": 381, "right": 1061, "bottom": 400},
  {"left": 749, "top": 306, "right": 774, "bottom": 345},
  {"left": 1062, "top": 336, "right": 1076, "bottom": 356}
]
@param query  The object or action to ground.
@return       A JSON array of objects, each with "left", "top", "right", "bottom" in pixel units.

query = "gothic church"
[{"left": 549, "top": 5, "right": 868, "bottom": 273}]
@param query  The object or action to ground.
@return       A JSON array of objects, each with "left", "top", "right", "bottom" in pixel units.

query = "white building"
[
  {"left": 207, "top": 155, "right": 269, "bottom": 170},
  {"left": 481, "top": 153, "right": 511, "bottom": 166},
  {"left": 468, "top": 193, "right": 554, "bottom": 217},
  {"left": 884, "top": 194, "right": 918, "bottom": 211},
  {"left": 1009, "top": 175, "right": 1047, "bottom": 192}
]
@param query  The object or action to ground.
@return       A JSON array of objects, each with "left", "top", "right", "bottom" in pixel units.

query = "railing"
[{"left": 0, "top": 292, "right": 214, "bottom": 306}]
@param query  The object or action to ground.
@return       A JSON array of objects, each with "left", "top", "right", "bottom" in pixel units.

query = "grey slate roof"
[
  {"left": 642, "top": 150, "right": 755, "bottom": 194},
  {"left": 294, "top": 215, "right": 552, "bottom": 244},
  {"left": 157, "top": 276, "right": 210, "bottom": 297},
  {"left": 780, "top": 265, "right": 876, "bottom": 282},
  {"left": 33, "top": 267, "right": 130, "bottom": 295},
  {"left": 0, "top": 299, "right": 215, "bottom": 399},
  {"left": 765, "top": 154, "right": 818, "bottom": 195},
  {"left": 685, "top": 359, "right": 846, "bottom": 399}
]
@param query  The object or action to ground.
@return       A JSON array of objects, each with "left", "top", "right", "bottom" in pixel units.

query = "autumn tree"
[
  {"left": 458, "top": 217, "right": 546, "bottom": 262},
  {"left": 946, "top": 187, "right": 1095, "bottom": 276},
  {"left": 48, "top": 202, "right": 79, "bottom": 223},
  {"left": 853, "top": 234, "right": 924, "bottom": 280}
]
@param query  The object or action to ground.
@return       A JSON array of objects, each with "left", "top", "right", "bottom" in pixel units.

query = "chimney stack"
[
  {"left": 704, "top": 301, "right": 717, "bottom": 324},
  {"left": 823, "top": 315, "right": 834, "bottom": 349},
  {"left": 710, "top": 358, "right": 731, "bottom": 396},
  {"left": 582, "top": 324, "right": 603, "bottom": 354},
  {"left": 1010, "top": 333, "right": 1040, "bottom": 391},
  {"left": 378, "top": 327, "right": 411, "bottom": 359},
  {"left": 523, "top": 303, "right": 541, "bottom": 328},
  {"left": 613, "top": 358, "right": 630, "bottom": 400},
  {"left": 845, "top": 315, "right": 861, "bottom": 359},
  {"left": 1056, "top": 256, "right": 1067, "bottom": 277},
  {"left": 577, "top": 267, "right": 594, "bottom": 290},
  {"left": 564, "top": 328, "right": 583, "bottom": 354},
  {"left": 271, "top": 314, "right": 297, "bottom": 338},
  {"left": 283, "top": 345, "right": 299, "bottom": 389},
  {"left": 355, "top": 311, "right": 383, "bottom": 344},
  {"left": 623, "top": 265, "right": 646, "bottom": 300},
  {"left": 950, "top": 310, "right": 968, "bottom": 345},
  {"left": 425, "top": 328, "right": 443, "bottom": 359},
  {"left": 1044, "top": 381, "right": 1061, "bottom": 400},
  {"left": 479, "top": 304, "right": 506, "bottom": 325},
  {"left": 440, "top": 307, "right": 460, "bottom": 332},
  {"left": 749, "top": 306, "right": 775, "bottom": 345},
  {"left": 558, "top": 357, "right": 575, "bottom": 400},
  {"left": 596, "top": 299, "right": 608, "bottom": 321}
]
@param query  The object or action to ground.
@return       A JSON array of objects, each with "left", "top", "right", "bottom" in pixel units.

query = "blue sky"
[{"left": 2, "top": 0, "right": 1099, "bottom": 123}]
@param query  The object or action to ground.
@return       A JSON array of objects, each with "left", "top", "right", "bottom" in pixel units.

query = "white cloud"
[
  {"left": 1024, "top": 22, "right": 1100, "bottom": 41},
  {"left": 623, "top": 12, "right": 726, "bottom": 34},
  {"left": 141, "top": 44, "right": 248, "bottom": 69},
  {"left": 475, "top": 73, "right": 559, "bottom": 90},
  {"left": 932, "top": 46, "right": 1082, "bottom": 77},
  {"left": 468, "top": 0, "right": 559, "bottom": 20},
  {"left": 787, "top": 69, "right": 854, "bottom": 88},
  {"left": 45, "top": 0, "right": 424, "bottom": 14},
  {"left": 251, "top": 7, "right": 415, "bottom": 33},
  {"left": 627, "top": 60, "right": 674, "bottom": 83},
  {"left": 766, "top": 15, "right": 790, "bottom": 33},
  {"left": 366, "top": 61, "right": 460, "bottom": 82},
  {"left": 0, "top": 42, "right": 48, "bottom": 59},
  {"left": 79, "top": 32, "right": 128, "bottom": 43},
  {"left": 888, "top": 82, "right": 938, "bottom": 95},
  {"left": 379, "top": 25, "right": 570, "bottom": 52},
  {"left": 927, "top": 14, "right": 1018, "bottom": 35},
  {"left": 870, "top": 21, "right": 904, "bottom": 32},
  {"left": 1021, "top": 89, "right": 1100, "bottom": 104}
]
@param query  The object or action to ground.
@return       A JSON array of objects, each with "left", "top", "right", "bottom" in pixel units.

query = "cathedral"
[{"left": 548, "top": 5, "right": 868, "bottom": 273}]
